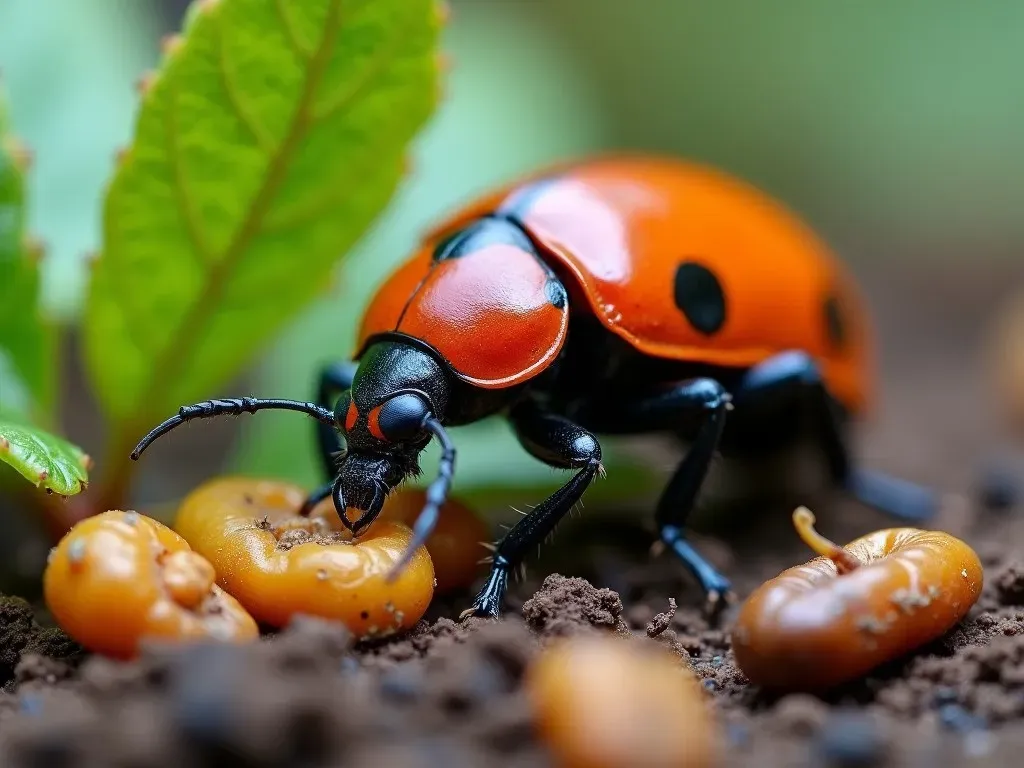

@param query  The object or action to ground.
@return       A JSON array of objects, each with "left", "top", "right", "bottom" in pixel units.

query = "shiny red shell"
[
  {"left": 357, "top": 156, "right": 872, "bottom": 412},
  {"left": 357, "top": 239, "right": 568, "bottom": 389}
]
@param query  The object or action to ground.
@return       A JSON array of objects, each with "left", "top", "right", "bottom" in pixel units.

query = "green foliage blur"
[{"left": 1, "top": 0, "right": 1021, "bottom": 513}]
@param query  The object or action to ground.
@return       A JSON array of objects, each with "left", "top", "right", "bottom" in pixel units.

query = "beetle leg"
[
  {"left": 313, "top": 362, "right": 358, "bottom": 480},
  {"left": 298, "top": 480, "right": 333, "bottom": 517},
  {"left": 461, "top": 401, "right": 602, "bottom": 619},
  {"left": 734, "top": 350, "right": 936, "bottom": 522},
  {"left": 643, "top": 379, "right": 735, "bottom": 609}
]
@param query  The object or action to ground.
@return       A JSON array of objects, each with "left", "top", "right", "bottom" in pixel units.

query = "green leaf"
[
  {"left": 84, "top": 0, "right": 441, "bottom": 434},
  {"left": 0, "top": 81, "right": 54, "bottom": 422},
  {"left": 0, "top": 421, "right": 90, "bottom": 496}
]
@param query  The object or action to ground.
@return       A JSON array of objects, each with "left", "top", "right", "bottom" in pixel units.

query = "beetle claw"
[{"left": 459, "top": 605, "right": 499, "bottom": 622}]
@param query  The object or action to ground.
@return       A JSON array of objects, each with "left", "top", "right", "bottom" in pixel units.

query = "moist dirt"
[{"left": 1, "top": 268, "right": 1023, "bottom": 767}]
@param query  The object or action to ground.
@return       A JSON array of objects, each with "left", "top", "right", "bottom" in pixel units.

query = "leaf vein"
[
  {"left": 130, "top": 0, "right": 345, "bottom": 427},
  {"left": 275, "top": 0, "right": 314, "bottom": 62},
  {"left": 311, "top": 10, "right": 420, "bottom": 124},
  {"left": 216, "top": 12, "right": 275, "bottom": 152},
  {"left": 267, "top": 15, "right": 425, "bottom": 233},
  {"left": 165, "top": 78, "right": 217, "bottom": 264}
]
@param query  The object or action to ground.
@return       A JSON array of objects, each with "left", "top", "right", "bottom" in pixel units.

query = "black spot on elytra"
[
  {"left": 673, "top": 262, "right": 726, "bottom": 335},
  {"left": 824, "top": 294, "right": 846, "bottom": 349}
]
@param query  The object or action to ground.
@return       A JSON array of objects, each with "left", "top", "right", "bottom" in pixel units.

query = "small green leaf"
[
  {"left": 0, "top": 82, "right": 54, "bottom": 422},
  {"left": 0, "top": 421, "right": 90, "bottom": 496},
  {"left": 84, "top": 0, "right": 441, "bottom": 432}
]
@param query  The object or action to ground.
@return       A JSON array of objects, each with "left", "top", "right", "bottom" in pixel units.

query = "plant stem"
[{"left": 92, "top": 426, "right": 139, "bottom": 515}]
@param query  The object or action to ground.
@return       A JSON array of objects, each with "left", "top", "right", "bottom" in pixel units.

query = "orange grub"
[
  {"left": 173, "top": 478, "right": 434, "bottom": 639},
  {"left": 731, "top": 507, "right": 983, "bottom": 691},
  {"left": 527, "top": 635, "right": 720, "bottom": 768},
  {"left": 360, "top": 488, "right": 488, "bottom": 593},
  {"left": 44, "top": 510, "right": 257, "bottom": 660}
]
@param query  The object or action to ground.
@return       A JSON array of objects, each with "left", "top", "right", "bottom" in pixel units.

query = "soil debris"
[
  {"left": 274, "top": 527, "right": 348, "bottom": 550},
  {"left": 521, "top": 574, "right": 629, "bottom": 638},
  {"left": 645, "top": 597, "right": 677, "bottom": 637},
  {"left": 0, "top": 596, "right": 81, "bottom": 690}
]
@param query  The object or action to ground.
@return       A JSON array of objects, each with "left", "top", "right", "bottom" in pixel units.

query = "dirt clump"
[
  {"left": 521, "top": 574, "right": 630, "bottom": 638},
  {"left": 0, "top": 595, "right": 81, "bottom": 690}
]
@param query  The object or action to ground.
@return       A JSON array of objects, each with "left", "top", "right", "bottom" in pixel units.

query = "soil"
[{"left": 1, "top": 268, "right": 1024, "bottom": 767}]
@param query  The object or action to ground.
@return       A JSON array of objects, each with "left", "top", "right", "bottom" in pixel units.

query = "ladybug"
[{"left": 131, "top": 156, "right": 935, "bottom": 617}]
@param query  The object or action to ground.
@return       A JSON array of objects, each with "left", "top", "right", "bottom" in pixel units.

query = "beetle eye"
[
  {"left": 335, "top": 393, "right": 356, "bottom": 432},
  {"left": 372, "top": 394, "right": 429, "bottom": 442}
]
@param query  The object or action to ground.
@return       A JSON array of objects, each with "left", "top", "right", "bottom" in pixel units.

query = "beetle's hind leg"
[
  {"left": 734, "top": 350, "right": 936, "bottom": 523},
  {"left": 644, "top": 380, "right": 736, "bottom": 611},
  {"left": 569, "top": 377, "right": 736, "bottom": 611}
]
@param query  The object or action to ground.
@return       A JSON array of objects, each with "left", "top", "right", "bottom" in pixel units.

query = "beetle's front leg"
[{"left": 461, "top": 401, "right": 602, "bottom": 619}]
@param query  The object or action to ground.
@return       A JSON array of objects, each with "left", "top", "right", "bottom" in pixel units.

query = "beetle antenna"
[
  {"left": 131, "top": 398, "right": 337, "bottom": 460},
  {"left": 385, "top": 417, "right": 456, "bottom": 581}
]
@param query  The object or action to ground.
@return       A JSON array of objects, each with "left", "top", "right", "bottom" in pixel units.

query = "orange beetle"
[{"left": 131, "top": 156, "right": 936, "bottom": 619}]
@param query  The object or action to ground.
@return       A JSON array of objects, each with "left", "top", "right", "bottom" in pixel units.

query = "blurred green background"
[{"left": 1, "top": 0, "right": 1022, "bottom": 511}]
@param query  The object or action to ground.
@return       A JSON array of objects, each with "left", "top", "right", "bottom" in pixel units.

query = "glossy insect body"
[{"left": 132, "top": 156, "right": 936, "bottom": 618}]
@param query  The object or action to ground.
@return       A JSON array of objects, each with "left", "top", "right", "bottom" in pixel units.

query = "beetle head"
[{"left": 333, "top": 338, "right": 452, "bottom": 530}]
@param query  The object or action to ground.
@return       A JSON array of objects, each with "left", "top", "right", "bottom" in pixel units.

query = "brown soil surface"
[{"left": 1, "top": 268, "right": 1023, "bottom": 766}]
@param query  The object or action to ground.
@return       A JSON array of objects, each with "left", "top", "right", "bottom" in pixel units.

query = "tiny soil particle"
[
  {"left": 274, "top": 528, "right": 347, "bottom": 551},
  {"left": 995, "top": 562, "right": 1024, "bottom": 606},
  {"left": 646, "top": 597, "right": 677, "bottom": 637},
  {"left": 890, "top": 586, "right": 939, "bottom": 614}
]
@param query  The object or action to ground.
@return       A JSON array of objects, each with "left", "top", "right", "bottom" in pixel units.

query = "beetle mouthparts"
[{"left": 340, "top": 480, "right": 387, "bottom": 536}]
